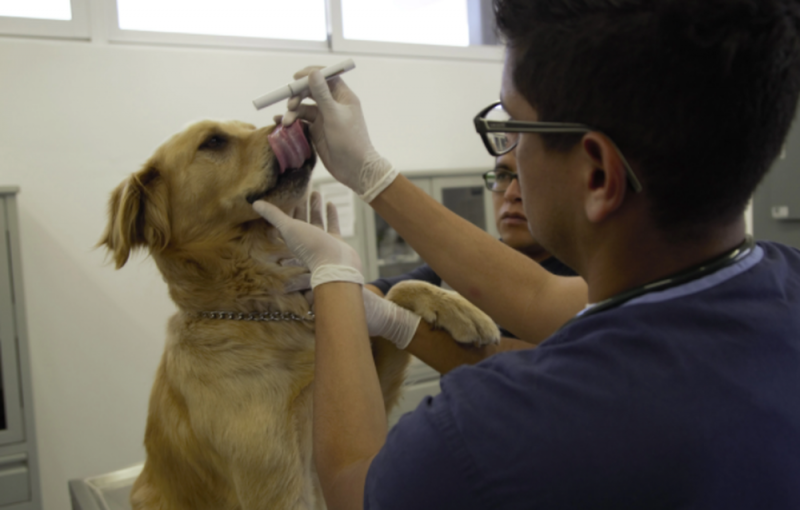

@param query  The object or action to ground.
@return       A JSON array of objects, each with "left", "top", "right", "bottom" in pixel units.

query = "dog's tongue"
[{"left": 268, "top": 121, "right": 311, "bottom": 174}]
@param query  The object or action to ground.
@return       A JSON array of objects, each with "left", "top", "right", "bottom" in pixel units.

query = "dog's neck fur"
[{"left": 153, "top": 220, "right": 311, "bottom": 316}]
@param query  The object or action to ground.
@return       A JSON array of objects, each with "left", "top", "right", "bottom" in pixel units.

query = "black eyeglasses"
[
  {"left": 482, "top": 170, "right": 519, "bottom": 193},
  {"left": 473, "top": 102, "right": 643, "bottom": 193}
]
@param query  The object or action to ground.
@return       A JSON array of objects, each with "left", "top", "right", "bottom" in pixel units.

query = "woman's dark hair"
[{"left": 494, "top": 0, "right": 800, "bottom": 236}]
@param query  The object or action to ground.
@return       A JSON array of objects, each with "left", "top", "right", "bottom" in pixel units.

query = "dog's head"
[{"left": 99, "top": 120, "right": 316, "bottom": 269}]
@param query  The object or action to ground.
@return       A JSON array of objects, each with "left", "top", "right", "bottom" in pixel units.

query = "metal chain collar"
[{"left": 195, "top": 310, "right": 315, "bottom": 322}]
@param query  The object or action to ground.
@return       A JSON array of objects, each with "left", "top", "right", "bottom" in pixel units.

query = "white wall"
[{"left": 0, "top": 29, "right": 502, "bottom": 510}]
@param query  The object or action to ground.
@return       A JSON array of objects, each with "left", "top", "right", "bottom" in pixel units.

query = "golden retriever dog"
[{"left": 99, "top": 119, "right": 500, "bottom": 510}]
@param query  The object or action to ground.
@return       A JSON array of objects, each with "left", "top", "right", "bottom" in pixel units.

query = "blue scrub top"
[{"left": 365, "top": 241, "right": 800, "bottom": 510}]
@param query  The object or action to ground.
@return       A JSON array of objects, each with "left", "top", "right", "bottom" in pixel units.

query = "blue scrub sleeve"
[{"left": 364, "top": 395, "right": 484, "bottom": 510}]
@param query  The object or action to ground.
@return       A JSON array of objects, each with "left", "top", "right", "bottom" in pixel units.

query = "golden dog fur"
[{"left": 100, "top": 120, "right": 499, "bottom": 510}]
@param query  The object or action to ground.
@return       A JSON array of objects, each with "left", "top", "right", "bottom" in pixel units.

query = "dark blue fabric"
[
  {"left": 369, "top": 264, "right": 442, "bottom": 295},
  {"left": 370, "top": 256, "right": 576, "bottom": 296},
  {"left": 539, "top": 256, "right": 577, "bottom": 277},
  {"left": 365, "top": 241, "right": 800, "bottom": 510}
]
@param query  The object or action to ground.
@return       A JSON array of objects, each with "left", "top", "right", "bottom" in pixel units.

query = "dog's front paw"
[{"left": 385, "top": 281, "right": 500, "bottom": 346}]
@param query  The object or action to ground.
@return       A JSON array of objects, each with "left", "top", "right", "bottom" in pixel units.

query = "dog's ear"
[{"left": 98, "top": 166, "right": 171, "bottom": 269}]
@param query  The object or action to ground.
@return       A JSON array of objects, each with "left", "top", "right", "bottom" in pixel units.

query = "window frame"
[
  {"left": 0, "top": 0, "right": 90, "bottom": 39},
  {"left": 0, "top": 0, "right": 503, "bottom": 62},
  {"left": 105, "top": 0, "right": 330, "bottom": 52},
  {"left": 328, "top": 0, "right": 503, "bottom": 62}
]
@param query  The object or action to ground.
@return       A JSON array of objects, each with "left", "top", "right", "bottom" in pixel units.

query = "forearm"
[
  {"left": 405, "top": 322, "right": 535, "bottom": 374},
  {"left": 370, "top": 175, "right": 588, "bottom": 342},
  {"left": 368, "top": 284, "right": 529, "bottom": 373},
  {"left": 313, "top": 282, "right": 383, "bottom": 510}
]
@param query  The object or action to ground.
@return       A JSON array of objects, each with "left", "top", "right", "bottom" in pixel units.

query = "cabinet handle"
[{"left": 0, "top": 453, "right": 27, "bottom": 468}]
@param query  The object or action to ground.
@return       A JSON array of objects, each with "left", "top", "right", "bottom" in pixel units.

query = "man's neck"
[
  {"left": 518, "top": 244, "right": 552, "bottom": 264},
  {"left": 582, "top": 219, "right": 748, "bottom": 304}
]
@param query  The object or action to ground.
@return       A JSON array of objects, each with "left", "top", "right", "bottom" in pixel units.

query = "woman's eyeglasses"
[
  {"left": 473, "top": 102, "right": 643, "bottom": 193},
  {"left": 482, "top": 170, "right": 519, "bottom": 193}
]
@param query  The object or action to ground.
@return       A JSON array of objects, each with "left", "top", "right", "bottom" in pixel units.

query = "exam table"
[{"left": 69, "top": 464, "right": 142, "bottom": 510}]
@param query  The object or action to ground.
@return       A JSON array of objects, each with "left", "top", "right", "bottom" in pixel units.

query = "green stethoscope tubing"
[{"left": 561, "top": 235, "right": 757, "bottom": 328}]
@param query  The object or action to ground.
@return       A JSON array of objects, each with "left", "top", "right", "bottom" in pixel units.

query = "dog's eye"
[{"left": 199, "top": 134, "right": 228, "bottom": 151}]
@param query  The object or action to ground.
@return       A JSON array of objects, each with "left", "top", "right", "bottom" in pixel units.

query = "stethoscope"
[{"left": 562, "top": 235, "right": 756, "bottom": 328}]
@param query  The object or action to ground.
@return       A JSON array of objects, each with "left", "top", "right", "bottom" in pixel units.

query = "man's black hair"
[{"left": 494, "top": 0, "right": 800, "bottom": 236}]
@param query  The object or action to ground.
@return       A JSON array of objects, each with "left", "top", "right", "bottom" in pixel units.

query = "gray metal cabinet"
[
  {"left": 751, "top": 96, "right": 800, "bottom": 247},
  {"left": 314, "top": 169, "right": 495, "bottom": 282},
  {"left": 753, "top": 123, "right": 800, "bottom": 248},
  {"left": 0, "top": 188, "right": 41, "bottom": 510}
]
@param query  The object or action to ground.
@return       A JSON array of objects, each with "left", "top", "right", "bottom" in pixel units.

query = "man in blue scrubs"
[{"left": 254, "top": 0, "right": 800, "bottom": 508}]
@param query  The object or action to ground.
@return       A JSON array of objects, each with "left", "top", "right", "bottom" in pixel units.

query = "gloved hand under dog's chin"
[{"left": 253, "top": 193, "right": 364, "bottom": 289}]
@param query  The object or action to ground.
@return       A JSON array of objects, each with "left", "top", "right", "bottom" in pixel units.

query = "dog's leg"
[
  {"left": 372, "top": 337, "right": 411, "bottom": 415},
  {"left": 131, "top": 358, "right": 236, "bottom": 510},
  {"left": 385, "top": 281, "right": 500, "bottom": 346},
  {"left": 188, "top": 373, "right": 321, "bottom": 510},
  {"left": 374, "top": 281, "right": 499, "bottom": 417}
]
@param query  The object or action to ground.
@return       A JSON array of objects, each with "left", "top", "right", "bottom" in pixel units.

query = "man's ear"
[
  {"left": 98, "top": 165, "right": 171, "bottom": 269},
  {"left": 580, "top": 132, "right": 629, "bottom": 223}
]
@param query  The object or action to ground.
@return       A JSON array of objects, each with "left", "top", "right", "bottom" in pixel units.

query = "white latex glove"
[
  {"left": 279, "top": 68, "right": 398, "bottom": 203},
  {"left": 362, "top": 288, "right": 421, "bottom": 350},
  {"left": 253, "top": 194, "right": 364, "bottom": 288}
]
